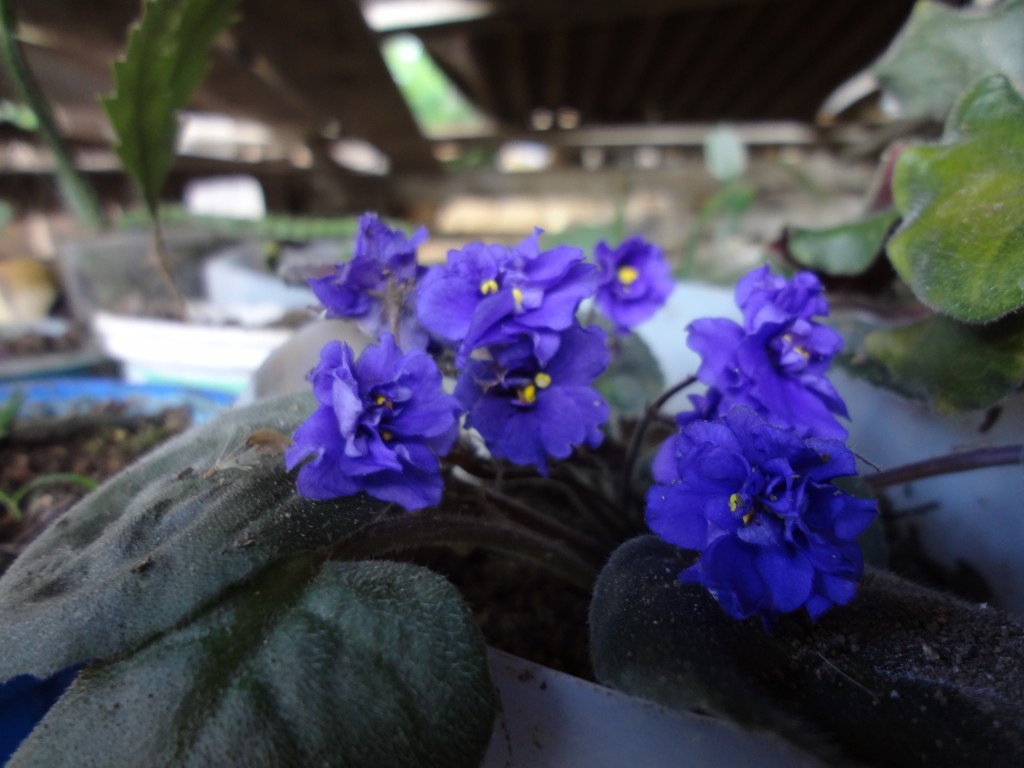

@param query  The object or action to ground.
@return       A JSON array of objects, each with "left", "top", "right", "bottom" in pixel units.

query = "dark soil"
[
  {"left": 0, "top": 324, "right": 87, "bottom": 361},
  {"left": 413, "top": 547, "right": 594, "bottom": 679},
  {"left": 0, "top": 404, "right": 192, "bottom": 573}
]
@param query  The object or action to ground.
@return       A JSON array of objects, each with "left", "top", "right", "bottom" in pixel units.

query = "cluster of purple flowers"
[
  {"left": 288, "top": 213, "right": 673, "bottom": 510},
  {"left": 686, "top": 265, "right": 848, "bottom": 439},
  {"left": 288, "top": 211, "right": 875, "bottom": 625},
  {"left": 650, "top": 265, "right": 876, "bottom": 623},
  {"left": 648, "top": 407, "right": 876, "bottom": 624}
]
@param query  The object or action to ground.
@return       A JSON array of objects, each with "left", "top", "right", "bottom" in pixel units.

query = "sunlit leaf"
[
  {"left": 872, "top": 0, "right": 1024, "bottom": 121},
  {"left": 887, "top": 74, "right": 1024, "bottom": 323}
]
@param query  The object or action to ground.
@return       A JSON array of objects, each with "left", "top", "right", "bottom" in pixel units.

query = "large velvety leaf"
[
  {"left": 590, "top": 535, "right": 1024, "bottom": 766},
  {"left": 783, "top": 210, "right": 898, "bottom": 277},
  {"left": 10, "top": 558, "right": 495, "bottom": 768},
  {"left": 859, "top": 311, "right": 1024, "bottom": 412},
  {"left": 872, "top": 0, "right": 1024, "bottom": 121},
  {"left": 887, "top": 74, "right": 1024, "bottom": 323},
  {"left": 0, "top": 392, "right": 383, "bottom": 681},
  {"left": 102, "top": 0, "right": 242, "bottom": 214}
]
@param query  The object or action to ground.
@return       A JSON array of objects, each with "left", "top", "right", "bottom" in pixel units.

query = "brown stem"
[
  {"left": 863, "top": 444, "right": 1024, "bottom": 489},
  {"left": 148, "top": 220, "right": 188, "bottom": 320},
  {"left": 619, "top": 375, "right": 698, "bottom": 513},
  {"left": 479, "top": 484, "right": 610, "bottom": 563},
  {"left": 327, "top": 512, "right": 598, "bottom": 591}
]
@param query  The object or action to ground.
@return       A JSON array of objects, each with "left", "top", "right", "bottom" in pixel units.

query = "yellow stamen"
[
  {"left": 729, "top": 492, "right": 742, "bottom": 513},
  {"left": 617, "top": 265, "right": 640, "bottom": 287},
  {"left": 742, "top": 510, "right": 756, "bottom": 526},
  {"left": 512, "top": 287, "right": 524, "bottom": 308},
  {"left": 380, "top": 429, "right": 393, "bottom": 442},
  {"left": 480, "top": 279, "right": 499, "bottom": 295},
  {"left": 374, "top": 394, "right": 393, "bottom": 409},
  {"left": 517, "top": 384, "right": 537, "bottom": 404},
  {"left": 783, "top": 333, "right": 810, "bottom": 359},
  {"left": 534, "top": 372, "right": 552, "bottom": 389}
]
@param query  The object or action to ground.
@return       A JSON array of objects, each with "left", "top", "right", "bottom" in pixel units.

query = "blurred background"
[{"left": 0, "top": 0, "right": 970, "bottom": 274}]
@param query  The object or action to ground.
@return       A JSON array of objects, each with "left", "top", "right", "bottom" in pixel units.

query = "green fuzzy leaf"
[
  {"left": 102, "top": 0, "right": 242, "bottom": 215},
  {"left": 595, "top": 332, "right": 665, "bottom": 417},
  {"left": 785, "top": 210, "right": 898, "bottom": 277},
  {"left": 10, "top": 557, "right": 495, "bottom": 768},
  {"left": 872, "top": 0, "right": 1024, "bottom": 121},
  {"left": 0, "top": 392, "right": 384, "bottom": 681},
  {"left": 887, "top": 74, "right": 1024, "bottom": 323},
  {"left": 590, "top": 535, "right": 1024, "bottom": 765},
  {"left": 859, "top": 311, "right": 1024, "bottom": 413}
]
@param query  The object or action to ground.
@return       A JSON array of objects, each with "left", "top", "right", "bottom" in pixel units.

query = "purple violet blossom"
[
  {"left": 286, "top": 334, "right": 461, "bottom": 511},
  {"left": 687, "top": 265, "right": 848, "bottom": 439},
  {"left": 646, "top": 407, "right": 877, "bottom": 624},
  {"left": 454, "top": 323, "right": 610, "bottom": 474},
  {"left": 308, "top": 213, "right": 430, "bottom": 349},
  {"left": 594, "top": 236, "right": 674, "bottom": 333},
  {"left": 416, "top": 229, "right": 597, "bottom": 364}
]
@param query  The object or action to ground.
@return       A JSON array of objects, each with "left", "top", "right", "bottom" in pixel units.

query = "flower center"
[
  {"left": 617, "top": 265, "right": 640, "bottom": 288},
  {"left": 534, "top": 372, "right": 552, "bottom": 389},
  {"left": 730, "top": 492, "right": 757, "bottom": 526},
  {"left": 480, "top": 279, "right": 499, "bottom": 295},
  {"left": 374, "top": 394, "right": 394, "bottom": 409},
  {"left": 516, "top": 383, "right": 537, "bottom": 405},
  {"left": 782, "top": 333, "right": 810, "bottom": 359}
]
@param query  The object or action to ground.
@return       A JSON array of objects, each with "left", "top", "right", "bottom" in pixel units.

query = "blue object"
[
  {"left": 0, "top": 664, "right": 83, "bottom": 763},
  {"left": 0, "top": 377, "right": 234, "bottom": 425}
]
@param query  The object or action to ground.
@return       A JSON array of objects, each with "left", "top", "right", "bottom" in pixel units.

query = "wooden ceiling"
[
  {"left": 415, "top": 0, "right": 922, "bottom": 127},
  {"left": 0, "top": 0, "right": 969, "bottom": 211}
]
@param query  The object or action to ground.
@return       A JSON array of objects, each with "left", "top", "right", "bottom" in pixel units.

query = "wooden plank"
[{"left": 235, "top": 0, "right": 439, "bottom": 174}]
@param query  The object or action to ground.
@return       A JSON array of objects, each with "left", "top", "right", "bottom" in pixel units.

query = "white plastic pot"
[{"left": 482, "top": 648, "right": 824, "bottom": 767}]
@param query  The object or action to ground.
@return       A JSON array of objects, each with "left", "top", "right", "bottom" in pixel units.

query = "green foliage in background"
[
  {"left": 382, "top": 35, "right": 487, "bottom": 137},
  {"left": 888, "top": 74, "right": 1024, "bottom": 324},
  {"left": 103, "top": 0, "right": 243, "bottom": 217},
  {"left": 873, "top": 0, "right": 1024, "bottom": 121}
]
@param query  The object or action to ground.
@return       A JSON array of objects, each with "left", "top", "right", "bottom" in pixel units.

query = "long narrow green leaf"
[{"left": 102, "top": 0, "right": 242, "bottom": 215}]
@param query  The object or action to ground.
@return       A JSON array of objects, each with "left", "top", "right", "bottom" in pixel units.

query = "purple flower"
[
  {"left": 454, "top": 323, "right": 610, "bottom": 474},
  {"left": 416, "top": 229, "right": 597, "bottom": 364},
  {"left": 286, "top": 334, "right": 461, "bottom": 511},
  {"left": 687, "top": 265, "right": 848, "bottom": 439},
  {"left": 594, "top": 236, "right": 674, "bottom": 333},
  {"left": 646, "top": 407, "right": 877, "bottom": 624},
  {"left": 308, "top": 213, "right": 430, "bottom": 349}
]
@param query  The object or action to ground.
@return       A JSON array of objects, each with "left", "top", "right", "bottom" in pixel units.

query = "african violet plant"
[{"left": 1, "top": 1, "right": 1024, "bottom": 766}]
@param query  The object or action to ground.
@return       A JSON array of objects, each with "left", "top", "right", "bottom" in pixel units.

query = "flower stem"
[
  {"left": 328, "top": 512, "right": 598, "bottom": 591},
  {"left": 619, "top": 375, "right": 697, "bottom": 514},
  {"left": 862, "top": 444, "right": 1024, "bottom": 489},
  {"left": 478, "top": 484, "right": 611, "bottom": 562}
]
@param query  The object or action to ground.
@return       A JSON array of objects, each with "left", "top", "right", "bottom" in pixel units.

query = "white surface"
[
  {"left": 201, "top": 243, "right": 318, "bottom": 320},
  {"left": 92, "top": 311, "right": 293, "bottom": 394},
  {"left": 482, "top": 648, "right": 824, "bottom": 768},
  {"left": 183, "top": 175, "right": 265, "bottom": 219}
]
